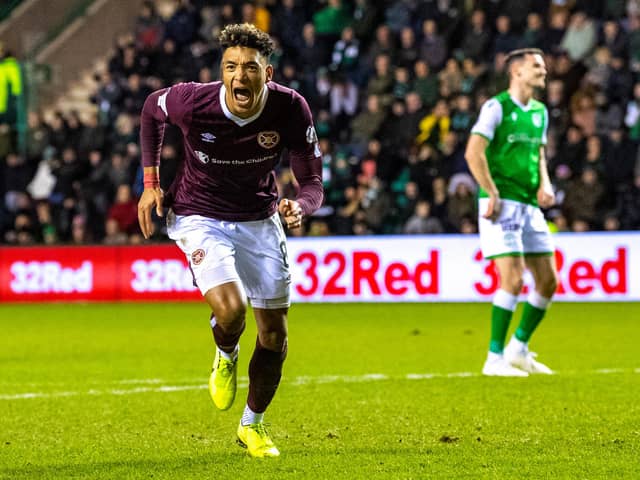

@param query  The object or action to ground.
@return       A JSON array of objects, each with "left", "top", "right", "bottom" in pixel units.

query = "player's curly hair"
[{"left": 219, "top": 23, "right": 274, "bottom": 60}]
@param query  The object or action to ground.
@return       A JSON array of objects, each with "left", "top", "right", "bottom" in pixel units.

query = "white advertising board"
[{"left": 287, "top": 233, "right": 637, "bottom": 302}]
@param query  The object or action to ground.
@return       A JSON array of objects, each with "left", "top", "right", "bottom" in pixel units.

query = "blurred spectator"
[
  {"left": 570, "top": 88, "right": 597, "bottom": 136},
  {"left": 298, "top": 24, "right": 326, "bottom": 82},
  {"left": 624, "top": 82, "right": 640, "bottom": 141},
  {"left": 602, "top": 127, "right": 637, "bottom": 192},
  {"left": 460, "top": 58, "right": 484, "bottom": 95},
  {"left": 272, "top": 0, "right": 306, "bottom": 57},
  {"left": 446, "top": 173, "right": 476, "bottom": 231},
  {"left": 135, "top": 1, "right": 164, "bottom": 53},
  {"left": 607, "top": 56, "right": 633, "bottom": 105},
  {"left": 419, "top": 19, "right": 447, "bottom": 72},
  {"left": 107, "top": 184, "right": 141, "bottom": 238},
  {"left": 70, "top": 214, "right": 91, "bottom": 245},
  {"left": 412, "top": 61, "right": 439, "bottom": 109},
  {"left": 165, "top": 0, "right": 198, "bottom": 50},
  {"left": 366, "top": 53, "right": 394, "bottom": 104},
  {"left": 628, "top": 14, "right": 640, "bottom": 74},
  {"left": 545, "top": 10, "right": 568, "bottom": 52},
  {"left": 431, "top": 176, "right": 450, "bottom": 229},
  {"left": 103, "top": 218, "right": 129, "bottom": 245},
  {"left": 349, "top": 94, "right": 386, "bottom": 152},
  {"left": 560, "top": 11, "right": 597, "bottom": 62},
  {"left": 329, "top": 75, "right": 358, "bottom": 141},
  {"left": 365, "top": 25, "right": 397, "bottom": 69},
  {"left": 25, "top": 111, "right": 49, "bottom": 165},
  {"left": 459, "top": 9, "right": 491, "bottom": 62},
  {"left": 521, "top": 13, "right": 546, "bottom": 50},
  {"left": 493, "top": 15, "right": 520, "bottom": 56},
  {"left": 416, "top": 99, "right": 450, "bottom": 147},
  {"left": 438, "top": 58, "right": 463, "bottom": 96},
  {"left": 313, "top": 0, "right": 351, "bottom": 53},
  {"left": 615, "top": 175, "right": 640, "bottom": 229},
  {"left": 403, "top": 199, "right": 444, "bottom": 234},
  {"left": 350, "top": 0, "right": 379, "bottom": 47},
  {"left": 546, "top": 79, "right": 569, "bottom": 136},
  {"left": 583, "top": 135, "right": 606, "bottom": 176},
  {"left": 600, "top": 20, "right": 627, "bottom": 59},
  {"left": 396, "top": 26, "right": 419, "bottom": 70},
  {"left": 552, "top": 124, "right": 585, "bottom": 178},
  {"left": 562, "top": 166, "right": 605, "bottom": 227},
  {"left": 329, "top": 27, "right": 360, "bottom": 80}
]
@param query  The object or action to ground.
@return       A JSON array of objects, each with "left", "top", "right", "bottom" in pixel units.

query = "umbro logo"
[{"left": 201, "top": 132, "right": 216, "bottom": 143}]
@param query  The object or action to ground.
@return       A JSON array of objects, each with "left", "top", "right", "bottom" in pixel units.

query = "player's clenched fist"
[
  {"left": 278, "top": 198, "right": 303, "bottom": 229},
  {"left": 137, "top": 187, "right": 164, "bottom": 239}
]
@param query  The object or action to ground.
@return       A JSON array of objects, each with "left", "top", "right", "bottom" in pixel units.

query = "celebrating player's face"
[{"left": 221, "top": 46, "right": 273, "bottom": 118}]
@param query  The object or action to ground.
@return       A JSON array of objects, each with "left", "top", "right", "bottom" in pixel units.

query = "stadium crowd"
[{"left": 2, "top": 0, "right": 640, "bottom": 245}]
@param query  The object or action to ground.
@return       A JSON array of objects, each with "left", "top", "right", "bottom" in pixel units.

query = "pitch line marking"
[{"left": 1, "top": 368, "right": 637, "bottom": 401}]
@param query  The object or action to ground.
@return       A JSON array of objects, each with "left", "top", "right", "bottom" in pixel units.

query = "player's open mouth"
[{"left": 233, "top": 88, "right": 251, "bottom": 104}]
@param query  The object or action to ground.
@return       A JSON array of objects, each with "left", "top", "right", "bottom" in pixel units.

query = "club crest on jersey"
[
  {"left": 257, "top": 131, "right": 280, "bottom": 149},
  {"left": 191, "top": 249, "right": 205, "bottom": 265},
  {"left": 200, "top": 132, "right": 216, "bottom": 143},
  {"left": 195, "top": 150, "right": 210, "bottom": 164},
  {"left": 532, "top": 112, "right": 543, "bottom": 128}
]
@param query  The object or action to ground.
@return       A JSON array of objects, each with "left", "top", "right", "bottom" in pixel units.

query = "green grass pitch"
[{"left": 1, "top": 302, "right": 638, "bottom": 479}]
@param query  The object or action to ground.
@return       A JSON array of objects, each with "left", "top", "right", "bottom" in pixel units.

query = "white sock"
[
  {"left": 528, "top": 291, "right": 551, "bottom": 310},
  {"left": 508, "top": 335, "right": 527, "bottom": 352},
  {"left": 493, "top": 289, "right": 519, "bottom": 312},
  {"left": 487, "top": 351, "right": 503, "bottom": 362},
  {"left": 218, "top": 345, "right": 239, "bottom": 361},
  {"left": 242, "top": 404, "right": 264, "bottom": 426}
]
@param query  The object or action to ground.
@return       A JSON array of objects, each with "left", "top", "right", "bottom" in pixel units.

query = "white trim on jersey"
[
  {"left": 219, "top": 84, "right": 269, "bottom": 126},
  {"left": 470, "top": 98, "right": 503, "bottom": 141},
  {"left": 509, "top": 94, "right": 532, "bottom": 111},
  {"left": 158, "top": 89, "right": 170, "bottom": 117}
]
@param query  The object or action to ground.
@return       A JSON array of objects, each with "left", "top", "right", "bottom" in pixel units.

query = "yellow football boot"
[
  {"left": 208, "top": 348, "right": 237, "bottom": 411},
  {"left": 236, "top": 422, "right": 280, "bottom": 458}
]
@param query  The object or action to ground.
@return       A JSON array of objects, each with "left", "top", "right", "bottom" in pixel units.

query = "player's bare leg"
[
  {"left": 483, "top": 256, "right": 529, "bottom": 376},
  {"left": 205, "top": 282, "right": 247, "bottom": 410},
  {"left": 505, "top": 255, "right": 557, "bottom": 374},
  {"left": 237, "top": 307, "right": 287, "bottom": 458}
]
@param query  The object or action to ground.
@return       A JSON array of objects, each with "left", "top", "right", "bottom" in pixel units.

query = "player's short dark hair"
[
  {"left": 505, "top": 48, "right": 544, "bottom": 70},
  {"left": 219, "top": 23, "right": 274, "bottom": 60}
]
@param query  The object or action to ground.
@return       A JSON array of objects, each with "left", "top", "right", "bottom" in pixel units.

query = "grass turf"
[{"left": 0, "top": 302, "right": 638, "bottom": 479}]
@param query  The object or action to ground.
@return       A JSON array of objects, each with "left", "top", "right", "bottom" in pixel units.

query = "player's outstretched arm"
[{"left": 465, "top": 133, "right": 501, "bottom": 221}]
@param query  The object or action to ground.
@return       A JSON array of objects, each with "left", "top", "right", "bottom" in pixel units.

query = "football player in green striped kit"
[{"left": 465, "top": 48, "right": 558, "bottom": 376}]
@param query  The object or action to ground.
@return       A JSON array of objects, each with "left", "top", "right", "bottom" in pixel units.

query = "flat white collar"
[{"left": 220, "top": 84, "right": 269, "bottom": 126}]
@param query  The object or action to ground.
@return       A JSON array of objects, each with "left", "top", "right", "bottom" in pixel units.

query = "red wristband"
[{"left": 143, "top": 172, "right": 160, "bottom": 189}]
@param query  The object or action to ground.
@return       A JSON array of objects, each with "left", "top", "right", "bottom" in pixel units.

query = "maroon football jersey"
[{"left": 140, "top": 81, "right": 323, "bottom": 221}]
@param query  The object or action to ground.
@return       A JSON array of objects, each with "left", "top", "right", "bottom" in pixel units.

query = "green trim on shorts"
[
  {"left": 523, "top": 251, "right": 554, "bottom": 257},
  {"left": 484, "top": 252, "right": 523, "bottom": 260}
]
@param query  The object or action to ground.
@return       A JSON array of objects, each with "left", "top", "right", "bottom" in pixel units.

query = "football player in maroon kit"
[{"left": 138, "top": 23, "right": 323, "bottom": 458}]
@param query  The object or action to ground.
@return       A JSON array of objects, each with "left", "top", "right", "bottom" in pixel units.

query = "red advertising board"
[{"left": 0, "top": 245, "right": 200, "bottom": 302}]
